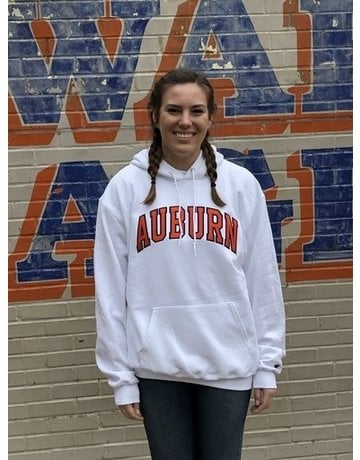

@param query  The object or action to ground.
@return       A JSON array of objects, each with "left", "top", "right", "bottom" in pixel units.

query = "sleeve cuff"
[
  {"left": 114, "top": 383, "right": 140, "bottom": 406},
  {"left": 252, "top": 370, "right": 277, "bottom": 389}
]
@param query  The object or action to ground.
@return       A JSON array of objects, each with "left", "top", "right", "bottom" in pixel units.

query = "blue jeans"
[{"left": 139, "top": 378, "right": 251, "bottom": 460}]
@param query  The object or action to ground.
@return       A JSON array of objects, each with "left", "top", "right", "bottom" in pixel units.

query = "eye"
[
  {"left": 166, "top": 107, "right": 181, "bottom": 114},
  {"left": 192, "top": 109, "right": 206, "bottom": 115}
]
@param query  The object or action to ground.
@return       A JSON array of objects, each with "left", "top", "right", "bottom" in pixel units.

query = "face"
[{"left": 156, "top": 83, "right": 212, "bottom": 170}]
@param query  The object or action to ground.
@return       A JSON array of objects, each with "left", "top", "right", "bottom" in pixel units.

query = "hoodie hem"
[{"left": 135, "top": 370, "right": 253, "bottom": 391}]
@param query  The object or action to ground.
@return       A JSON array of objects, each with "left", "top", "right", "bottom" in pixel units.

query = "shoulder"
[
  {"left": 213, "top": 146, "right": 258, "bottom": 184},
  {"left": 215, "top": 155, "right": 265, "bottom": 214},
  {"left": 219, "top": 158, "right": 262, "bottom": 191},
  {"left": 106, "top": 149, "right": 149, "bottom": 188},
  {"left": 99, "top": 151, "right": 149, "bottom": 207}
]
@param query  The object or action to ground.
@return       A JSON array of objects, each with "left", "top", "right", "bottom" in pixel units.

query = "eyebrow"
[{"left": 164, "top": 104, "right": 207, "bottom": 109}]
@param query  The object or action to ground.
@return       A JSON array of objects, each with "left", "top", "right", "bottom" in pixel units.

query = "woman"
[{"left": 94, "top": 68, "right": 285, "bottom": 459}]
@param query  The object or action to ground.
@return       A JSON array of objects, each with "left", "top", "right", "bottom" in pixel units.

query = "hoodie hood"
[{"left": 130, "top": 146, "right": 224, "bottom": 182}]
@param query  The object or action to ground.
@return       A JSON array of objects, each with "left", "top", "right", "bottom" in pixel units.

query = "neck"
[{"left": 162, "top": 151, "right": 201, "bottom": 171}]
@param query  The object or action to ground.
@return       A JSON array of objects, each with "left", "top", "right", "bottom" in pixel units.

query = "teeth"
[{"left": 176, "top": 133, "right": 193, "bottom": 138}]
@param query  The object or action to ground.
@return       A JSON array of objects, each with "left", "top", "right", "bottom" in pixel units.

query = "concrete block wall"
[{"left": 8, "top": 0, "right": 352, "bottom": 458}]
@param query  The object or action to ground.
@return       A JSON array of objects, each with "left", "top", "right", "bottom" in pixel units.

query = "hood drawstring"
[
  {"left": 170, "top": 170, "right": 197, "bottom": 256},
  {"left": 191, "top": 167, "right": 197, "bottom": 256},
  {"left": 170, "top": 173, "right": 185, "bottom": 246}
]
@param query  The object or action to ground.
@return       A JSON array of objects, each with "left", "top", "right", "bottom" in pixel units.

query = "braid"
[
  {"left": 202, "top": 139, "right": 226, "bottom": 207},
  {"left": 143, "top": 129, "right": 163, "bottom": 204}
]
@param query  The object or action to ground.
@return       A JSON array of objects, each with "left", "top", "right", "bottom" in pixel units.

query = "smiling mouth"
[{"left": 174, "top": 132, "right": 194, "bottom": 139}]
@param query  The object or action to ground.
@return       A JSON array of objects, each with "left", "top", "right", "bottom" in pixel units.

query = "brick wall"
[{"left": 8, "top": 1, "right": 352, "bottom": 459}]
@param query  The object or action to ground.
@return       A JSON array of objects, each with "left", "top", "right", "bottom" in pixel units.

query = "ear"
[{"left": 152, "top": 112, "right": 158, "bottom": 127}]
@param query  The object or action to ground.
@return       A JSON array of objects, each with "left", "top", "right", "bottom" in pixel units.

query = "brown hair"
[{"left": 143, "top": 68, "right": 225, "bottom": 207}]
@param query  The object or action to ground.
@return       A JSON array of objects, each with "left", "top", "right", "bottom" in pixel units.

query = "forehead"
[{"left": 161, "top": 83, "right": 208, "bottom": 105}]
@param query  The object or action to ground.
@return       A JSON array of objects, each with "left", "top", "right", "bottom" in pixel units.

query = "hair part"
[{"left": 143, "top": 68, "right": 225, "bottom": 207}]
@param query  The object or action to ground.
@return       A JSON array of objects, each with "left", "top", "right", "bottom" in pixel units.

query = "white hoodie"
[{"left": 94, "top": 147, "right": 285, "bottom": 405}]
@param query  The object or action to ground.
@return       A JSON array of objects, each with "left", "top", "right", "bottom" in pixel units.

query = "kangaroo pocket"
[{"left": 138, "top": 302, "right": 259, "bottom": 380}]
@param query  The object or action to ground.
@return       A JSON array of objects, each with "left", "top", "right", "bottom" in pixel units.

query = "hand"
[
  {"left": 250, "top": 388, "right": 277, "bottom": 414},
  {"left": 118, "top": 403, "right": 144, "bottom": 421}
]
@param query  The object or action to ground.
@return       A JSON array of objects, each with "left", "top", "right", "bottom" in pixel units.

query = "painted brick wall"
[{"left": 8, "top": 0, "right": 352, "bottom": 459}]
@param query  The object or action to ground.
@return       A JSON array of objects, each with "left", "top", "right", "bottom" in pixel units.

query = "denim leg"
[
  {"left": 193, "top": 385, "right": 251, "bottom": 460},
  {"left": 138, "top": 378, "right": 196, "bottom": 460}
]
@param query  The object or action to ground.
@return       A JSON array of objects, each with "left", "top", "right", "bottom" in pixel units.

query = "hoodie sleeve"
[
  {"left": 94, "top": 196, "right": 139, "bottom": 405},
  {"left": 242, "top": 180, "right": 286, "bottom": 389}
]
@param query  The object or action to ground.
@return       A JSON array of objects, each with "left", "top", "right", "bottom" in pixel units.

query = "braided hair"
[{"left": 143, "top": 68, "right": 225, "bottom": 207}]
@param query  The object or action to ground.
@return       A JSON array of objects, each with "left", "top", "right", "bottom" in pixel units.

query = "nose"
[{"left": 178, "top": 110, "right": 192, "bottom": 127}]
